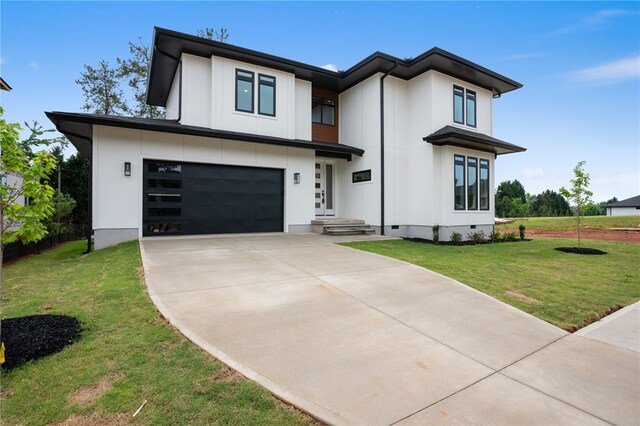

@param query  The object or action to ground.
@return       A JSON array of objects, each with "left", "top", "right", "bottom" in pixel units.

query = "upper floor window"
[
  {"left": 258, "top": 74, "right": 276, "bottom": 116},
  {"left": 453, "top": 85, "right": 476, "bottom": 128},
  {"left": 236, "top": 69, "right": 254, "bottom": 113},
  {"left": 312, "top": 96, "right": 335, "bottom": 125},
  {"left": 453, "top": 86, "right": 464, "bottom": 124}
]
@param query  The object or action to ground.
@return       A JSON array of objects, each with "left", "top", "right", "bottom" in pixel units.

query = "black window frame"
[
  {"left": 479, "top": 159, "right": 490, "bottom": 211},
  {"left": 352, "top": 169, "right": 372, "bottom": 183},
  {"left": 453, "top": 85, "right": 465, "bottom": 125},
  {"left": 467, "top": 156, "right": 479, "bottom": 211},
  {"left": 466, "top": 89, "right": 477, "bottom": 128},
  {"left": 235, "top": 69, "right": 254, "bottom": 113},
  {"left": 454, "top": 154, "right": 466, "bottom": 210},
  {"left": 312, "top": 96, "right": 336, "bottom": 126},
  {"left": 258, "top": 73, "right": 276, "bottom": 117}
]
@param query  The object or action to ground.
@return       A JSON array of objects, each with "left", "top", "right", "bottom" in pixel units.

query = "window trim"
[
  {"left": 235, "top": 69, "right": 254, "bottom": 113},
  {"left": 312, "top": 96, "right": 336, "bottom": 126},
  {"left": 479, "top": 158, "right": 490, "bottom": 211},
  {"left": 258, "top": 73, "right": 276, "bottom": 117},
  {"left": 467, "top": 156, "right": 478, "bottom": 211},
  {"left": 466, "top": 89, "right": 477, "bottom": 128},
  {"left": 454, "top": 154, "right": 466, "bottom": 210}
]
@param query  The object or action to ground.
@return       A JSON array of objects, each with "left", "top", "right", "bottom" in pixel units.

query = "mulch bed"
[
  {"left": 1, "top": 314, "right": 81, "bottom": 371},
  {"left": 554, "top": 247, "right": 607, "bottom": 255}
]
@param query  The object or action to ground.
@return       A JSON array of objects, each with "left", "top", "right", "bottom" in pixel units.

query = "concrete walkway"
[{"left": 139, "top": 233, "right": 639, "bottom": 425}]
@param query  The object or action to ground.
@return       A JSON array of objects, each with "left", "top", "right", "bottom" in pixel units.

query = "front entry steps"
[{"left": 311, "top": 218, "right": 376, "bottom": 236}]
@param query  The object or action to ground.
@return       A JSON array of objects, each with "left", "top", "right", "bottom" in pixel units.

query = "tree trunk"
[{"left": 577, "top": 209, "right": 581, "bottom": 249}]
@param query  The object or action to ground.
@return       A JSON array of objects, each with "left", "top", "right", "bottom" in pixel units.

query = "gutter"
[{"left": 379, "top": 62, "right": 398, "bottom": 236}]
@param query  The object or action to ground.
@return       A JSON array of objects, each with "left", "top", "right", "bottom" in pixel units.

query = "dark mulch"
[
  {"left": 1, "top": 314, "right": 81, "bottom": 371},
  {"left": 403, "top": 237, "right": 528, "bottom": 246},
  {"left": 554, "top": 247, "right": 607, "bottom": 255}
]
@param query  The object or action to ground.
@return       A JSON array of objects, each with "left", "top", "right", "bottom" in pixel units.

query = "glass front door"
[{"left": 315, "top": 161, "right": 334, "bottom": 216}]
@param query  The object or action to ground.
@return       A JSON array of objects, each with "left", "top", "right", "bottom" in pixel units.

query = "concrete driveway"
[{"left": 140, "top": 233, "right": 639, "bottom": 425}]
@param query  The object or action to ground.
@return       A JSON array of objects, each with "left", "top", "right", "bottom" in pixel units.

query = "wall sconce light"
[
  {"left": 293, "top": 172, "right": 301, "bottom": 184},
  {"left": 124, "top": 162, "right": 131, "bottom": 177}
]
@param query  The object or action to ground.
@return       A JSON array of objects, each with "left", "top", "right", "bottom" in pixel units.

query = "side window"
[
  {"left": 453, "top": 86, "right": 464, "bottom": 124},
  {"left": 467, "top": 157, "right": 478, "bottom": 210},
  {"left": 258, "top": 74, "right": 276, "bottom": 116},
  {"left": 466, "top": 90, "right": 476, "bottom": 127},
  {"left": 235, "top": 69, "right": 254, "bottom": 113},
  {"left": 454, "top": 155, "right": 465, "bottom": 210},
  {"left": 479, "top": 159, "right": 490, "bottom": 210}
]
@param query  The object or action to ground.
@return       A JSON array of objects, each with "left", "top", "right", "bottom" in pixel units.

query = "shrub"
[
  {"left": 489, "top": 230, "right": 501, "bottom": 243},
  {"left": 503, "top": 231, "right": 519, "bottom": 242},
  {"left": 519, "top": 224, "right": 526, "bottom": 240},
  {"left": 432, "top": 224, "right": 440, "bottom": 243},
  {"left": 466, "top": 231, "right": 486, "bottom": 244},
  {"left": 450, "top": 231, "right": 463, "bottom": 244}
]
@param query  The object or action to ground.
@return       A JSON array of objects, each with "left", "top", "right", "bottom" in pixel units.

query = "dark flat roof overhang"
[
  {"left": 424, "top": 125, "right": 526, "bottom": 156},
  {"left": 45, "top": 112, "right": 364, "bottom": 160},
  {"left": 148, "top": 27, "right": 522, "bottom": 106}
]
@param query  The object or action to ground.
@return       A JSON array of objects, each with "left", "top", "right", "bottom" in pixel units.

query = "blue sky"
[{"left": 1, "top": 1, "right": 639, "bottom": 201}]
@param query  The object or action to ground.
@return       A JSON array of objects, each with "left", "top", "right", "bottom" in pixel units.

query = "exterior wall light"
[
  {"left": 124, "top": 162, "right": 131, "bottom": 177},
  {"left": 293, "top": 172, "right": 301, "bottom": 184}
]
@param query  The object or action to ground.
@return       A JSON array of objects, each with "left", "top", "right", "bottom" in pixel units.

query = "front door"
[{"left": 315, "top": 161, "right": 335, "bottom": 216}]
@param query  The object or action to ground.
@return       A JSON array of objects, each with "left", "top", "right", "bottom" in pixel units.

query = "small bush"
[
  {"left": 432, "top": 224, "right": 440, "bottom": 243},
  {"left": 466, "top": 231, "right": 486, "bottom": 244},
  {"left": 489, "top": 230, "right": 501, "bottom": 243},
  {"left": 450, "top": 231, "right": 463, "bottom": 244},
  {"left": 519, "top": 224, "right": 526, "bottom": 240},
  {"left": 503, "top": 231, "right": 519, "bottom": 242}
]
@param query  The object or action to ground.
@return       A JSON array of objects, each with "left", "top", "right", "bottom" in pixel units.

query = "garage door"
[{"left": 143, "top": 160, "right": 284, "bottom": 236}]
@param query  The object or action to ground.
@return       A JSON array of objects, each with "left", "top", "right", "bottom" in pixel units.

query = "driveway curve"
[{"left": 140, "top": 233, "right": 639, "bottom": 425}]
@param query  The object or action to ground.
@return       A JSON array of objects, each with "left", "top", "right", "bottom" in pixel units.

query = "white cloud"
[
  {"left": 522, "top": 168, "right": 545, "bottom": 179},
  {"left": 550, "top": 9, "right": 634, "bottom": 36},
  {"left": 0, "top": 57, "right": 6, "bottom": 65},
  {"left": 29, "top": 61, "right": 39, "bottom": 69},
  {"left": 321, "top": 63, "right": 338, "bottom": 72},
  {"left": 571, "top": 56, "right": 640, "bottom": 84}
]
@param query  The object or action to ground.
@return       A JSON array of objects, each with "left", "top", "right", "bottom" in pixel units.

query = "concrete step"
[
  {"left": 323, "top": 225, "right": 376, "bottom": 236},
  {"left": 311, "top": 218, "right": 365, "bottom": 226}
]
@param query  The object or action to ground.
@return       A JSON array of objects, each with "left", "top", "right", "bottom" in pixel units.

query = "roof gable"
[{"left": 147, "top": 27, "right": 522, "bottom": 107}]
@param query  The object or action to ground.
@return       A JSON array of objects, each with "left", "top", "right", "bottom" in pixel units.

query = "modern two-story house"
[{"left": 47, "top": 27, "right": 525, "bottom": 250}]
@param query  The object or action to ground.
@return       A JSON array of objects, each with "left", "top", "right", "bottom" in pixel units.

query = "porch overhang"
[
  {"left": 45, "top": 111, "right": 365, "bottom": 160},
  {"left": 423, "top": 125, "right": 526, "bottom": 156}
]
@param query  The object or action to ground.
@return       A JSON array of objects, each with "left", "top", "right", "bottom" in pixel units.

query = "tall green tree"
[
  {"left": 78, "top": 27, "right": 228, "bottom": 119},
  {"left": 60, "top": 153, "right": 90, "bottom": 227},
  {"left": 76, "top": 60, "right": 130, "bottom": 115},
  {"left": 529, "top": 190, "right": 572, "bottom": 217},
  {"left": 560, "top": 161, "right": 593, "bottom": 248},
  {"left": 1, "top": 108, "right": 57, "bottom": 287},
  {"left": 495, "top": 180, "right": 528, "bottom": 217}
]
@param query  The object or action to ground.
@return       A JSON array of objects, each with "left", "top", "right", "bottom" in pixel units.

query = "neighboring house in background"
[
  {"left": 1, "top": 171, "right": 26, "bottom": 231},
  {"left": 606, "top": 195, "right": 640, "bottom": 216},
  {"left": 0, "top": 77, "right": 12, "bottom": 92},
  {"left": 47, "top": 27, "right": 525, "bottom": 250}
]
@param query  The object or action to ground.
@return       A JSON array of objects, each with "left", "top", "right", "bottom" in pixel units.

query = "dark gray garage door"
[{"left": 143, "top": 160, "right": 284, "bottom": 236}]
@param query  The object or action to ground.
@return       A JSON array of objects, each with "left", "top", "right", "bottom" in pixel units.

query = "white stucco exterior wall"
[
  {"left": 181, "top": 54, "right": 211, "bottom": 127},
  {"left": 91, "top": 125, "right": 315, "bottom": 249}
]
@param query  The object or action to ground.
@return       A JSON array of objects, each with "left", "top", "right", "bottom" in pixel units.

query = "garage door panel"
[{"left": 144, "top": 160, "right": 284, "bottom": 236}]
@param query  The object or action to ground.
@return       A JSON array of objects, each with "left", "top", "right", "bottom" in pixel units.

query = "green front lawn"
[
  {"left": 496, "top": 215, "right": 640, "bottom": 232},
  {"left": 1, "top": 241, "right": 315, "bottom": 425},
  {"left": 342, "top": 238, "right": 640, "bottom": 331}
]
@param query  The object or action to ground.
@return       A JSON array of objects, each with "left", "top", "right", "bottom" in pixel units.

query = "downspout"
[{"left": 379, "top": 62, "right": 398, "bottom": 236}]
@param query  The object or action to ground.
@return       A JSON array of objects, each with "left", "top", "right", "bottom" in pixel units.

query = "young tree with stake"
[{"left": 560, "top": 161, "right": 593, "bottom": 249}]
